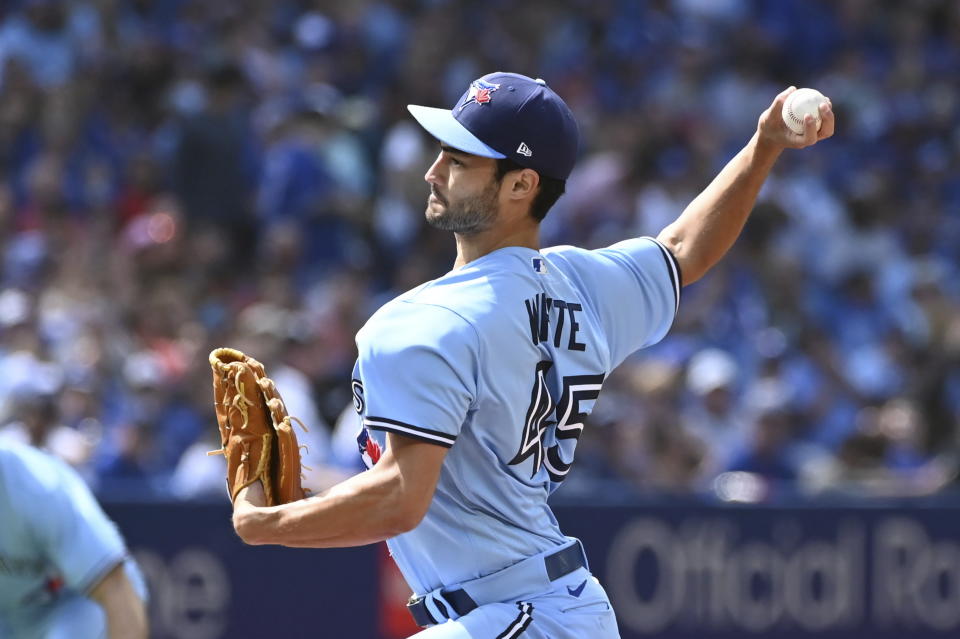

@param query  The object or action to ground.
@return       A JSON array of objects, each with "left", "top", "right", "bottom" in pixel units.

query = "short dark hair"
[{"left": 495, "top": 159, "right": 566, "bottom": 222}]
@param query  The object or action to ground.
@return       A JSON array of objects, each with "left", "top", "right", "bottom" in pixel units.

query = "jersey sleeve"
[
  {"left": 545, "top": 237, "right": 681, "bottom": 368},
  {"left": 5, "top": 445, "right": 128, "bottom": 594},
  {"left": 357, "top": 302, "right": 479, "bottom": 448}
]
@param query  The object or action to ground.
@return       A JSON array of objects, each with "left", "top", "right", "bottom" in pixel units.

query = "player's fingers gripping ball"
[
  {"left": 781, "top": 87, "right": 828, "bottom": 134},
  {"left": 208, "top": 347, "right": 308, "bottom": 505}
]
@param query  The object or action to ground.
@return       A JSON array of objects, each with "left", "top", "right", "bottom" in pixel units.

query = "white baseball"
[{"left": 781, "top": 87, "right": 827, "bottom": 135}]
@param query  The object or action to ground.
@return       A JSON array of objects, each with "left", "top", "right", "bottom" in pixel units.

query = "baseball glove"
[{"left": 207, "top": 347, "right": 308, "bottom": 506}]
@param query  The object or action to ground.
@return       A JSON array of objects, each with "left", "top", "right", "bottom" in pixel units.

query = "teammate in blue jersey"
[
  {"left": 231, "top": 72, "right": 834, "bottom": 637},
  {"left": 0, "top": 441, "right": 148, "bottom": 639}
]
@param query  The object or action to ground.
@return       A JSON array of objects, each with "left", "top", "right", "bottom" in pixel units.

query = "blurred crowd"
[{"left": 0, "top": 0, "right": 958, "bottom": 502}]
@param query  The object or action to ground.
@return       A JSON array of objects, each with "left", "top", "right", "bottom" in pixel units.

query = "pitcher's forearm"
[
  {"left": 232, "top": 435, "right": 447, "bottom": 548},
  {"left": 658, "top": 86, "right": 835, "bottom": 285},
  {"left": 658, "top": 132, "right": 782, "bottom": 285},
  {"left": 233, "top": 469, "right": 415, "bottom": 547}
]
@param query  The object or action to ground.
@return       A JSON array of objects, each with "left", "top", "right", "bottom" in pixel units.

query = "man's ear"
[{"left": 508, "top": 168, "right": 540, "bottom": 202}]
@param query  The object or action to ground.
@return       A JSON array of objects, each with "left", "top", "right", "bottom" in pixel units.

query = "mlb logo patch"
[{"left": 532, "top": 257, "right": 547, "bottom": 274}]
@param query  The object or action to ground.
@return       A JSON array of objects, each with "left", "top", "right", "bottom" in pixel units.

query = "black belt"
[{"left": 407, "top": 541, "right": 587, "bottom": 627}]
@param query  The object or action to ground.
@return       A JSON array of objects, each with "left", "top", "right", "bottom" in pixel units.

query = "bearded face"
[{"left": 425, "top": 176, "right": 501, "bottom": 234}]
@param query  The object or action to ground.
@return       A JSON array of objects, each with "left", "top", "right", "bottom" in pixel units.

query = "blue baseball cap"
[{"left": 408, "top": 72, "right": 579, "bottom": 181}]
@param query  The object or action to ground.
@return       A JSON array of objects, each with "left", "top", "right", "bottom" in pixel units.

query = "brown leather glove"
[{"left": 208, "top": 347, "right": 307, "bottom": 505}]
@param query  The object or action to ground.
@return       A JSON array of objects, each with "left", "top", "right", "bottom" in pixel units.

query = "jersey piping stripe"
[
  {"left": 495, "top": 602, "right": 534, "bottom": 639},
  {"left": 363, "top": 417, "right": 456, "bottom": 448},
  {"left": 643, "top": 236, "right": 681, "bottom": 315}
]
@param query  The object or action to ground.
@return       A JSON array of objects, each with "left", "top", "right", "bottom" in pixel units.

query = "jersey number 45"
[{"left": 508, "top": 360, "right": 605, "bottom": 483}]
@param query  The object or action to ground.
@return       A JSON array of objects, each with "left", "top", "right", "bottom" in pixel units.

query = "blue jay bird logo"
[
  {"left": 459, "top": 79, "right": 500, "bottom": 111},
  {"left": 357, "top": 428, "right": 382, "bottom": 469}
]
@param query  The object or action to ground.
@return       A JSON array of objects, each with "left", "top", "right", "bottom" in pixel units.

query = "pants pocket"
[{"left": 560, "top": 599, "right": 611, "bottom": 614}]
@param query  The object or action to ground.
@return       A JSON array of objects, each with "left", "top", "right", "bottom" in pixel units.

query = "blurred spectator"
[
  {"left": 725, "top": 385, "right": 798, "bottom": 484},
  {"left": 172, "top": 61, "right": 258, "bottom": 257},
  {"left": 0, "top": 0, "right": 93, "bottom": 90},
  {"left": 680, "top": 348, "right": 747, "bottom": 484},
  {"left": 813, "top": 398, "right": 958, "bottom": 498},
  {"left": 0, "top": 390, "right": 94, "bottom": 469}
]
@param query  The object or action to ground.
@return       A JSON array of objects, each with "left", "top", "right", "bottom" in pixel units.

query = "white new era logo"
[{"left": 516, "top": 142, "right": 533, "bottom": 157}]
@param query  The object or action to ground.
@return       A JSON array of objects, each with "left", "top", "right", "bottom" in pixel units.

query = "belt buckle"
[{"left": 406, "top": 594, "right": 437, "bottom": 628}]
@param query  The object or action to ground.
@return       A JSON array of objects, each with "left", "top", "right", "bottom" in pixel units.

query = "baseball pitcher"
[{"left": 230, "top": 73, "right": 834, "bottom": 638}]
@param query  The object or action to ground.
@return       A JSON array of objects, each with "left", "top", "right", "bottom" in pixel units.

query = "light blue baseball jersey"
[
  {"left": 0, "top": 442, "right": 145, "bottom": 635},
  {"left": 353, "top": 238, "right": 680, "bottom": 595}
]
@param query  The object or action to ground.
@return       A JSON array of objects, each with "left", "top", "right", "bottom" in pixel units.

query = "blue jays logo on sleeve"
[
  {"left": 459, "top": 80, "right": 500, "bottom": 111},
  {"left": 357, "top": 427, "right": 382, "bottom": 469},
  {"left": 351, "top": 376, "right": 382, "bottom": 468}
]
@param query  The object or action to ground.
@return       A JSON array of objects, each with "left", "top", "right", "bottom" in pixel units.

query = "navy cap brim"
[{"left": 407, "top": 105, "right": 507, "bottom": 159}]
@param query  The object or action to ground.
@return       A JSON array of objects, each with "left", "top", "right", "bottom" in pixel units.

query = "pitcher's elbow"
[
  {"left": 233, "top": 509, "right": 269, "bottom": 545},
  {"left": 385, "top": 502, "right": 428, "bottom": 536},
  {"left": 390, "top": 511, "right": 421, "bottom": 536},
  {"left": 656, "top": 231, "right": 703, "bottom": 286}
]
